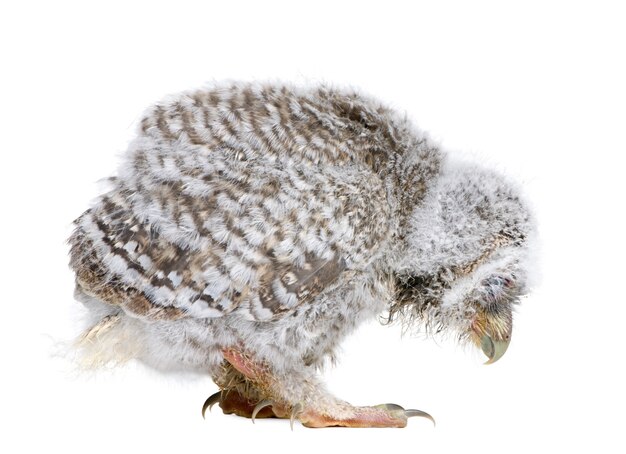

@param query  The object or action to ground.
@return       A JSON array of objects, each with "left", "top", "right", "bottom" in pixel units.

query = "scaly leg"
[{"left": 212, "top": 346, "right": 434, "bottom": 428}]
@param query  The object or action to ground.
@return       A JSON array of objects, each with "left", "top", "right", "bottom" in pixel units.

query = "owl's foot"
[
  {"left": 219, "top": 346, "right": 434, "bottom": 429},
  {"left": 202, "top": 389, "right": 278, "bottom": 419}
]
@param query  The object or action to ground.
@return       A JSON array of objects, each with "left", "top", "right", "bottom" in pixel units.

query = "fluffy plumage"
[{"left": 68, "top": 81, "right": 536, "bottom": 427}]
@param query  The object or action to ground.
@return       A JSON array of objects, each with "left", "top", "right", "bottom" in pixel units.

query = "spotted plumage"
[{"left": 68, "top": 81, "right": 536, "bottom": 427}]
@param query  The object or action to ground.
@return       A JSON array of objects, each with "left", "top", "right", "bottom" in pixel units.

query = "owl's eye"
[
  {"left": 483, "top": 276, "right": 503, "bottom": 287},
  {"left": 483, "top": 274, "right": 516, "bottom": 291},
  {"left": 478, "top": 274, "right": 517, "bottom": 310}
]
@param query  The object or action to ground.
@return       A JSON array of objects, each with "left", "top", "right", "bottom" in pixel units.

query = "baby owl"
[{"left": 68, "top": 81, "right": 536, "bottom": 428}]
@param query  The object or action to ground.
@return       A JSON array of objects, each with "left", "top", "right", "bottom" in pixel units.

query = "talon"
[
  {"left": 202, "top": 390, "right": 222, "bottom": 419},
  {"left": 375, "top": 403, "right": 435, "bottom": 427},
  {"left": 251, "top": 399, "right": 273, "bottom": 423},
  {"left": 375, "top": 403, "right": 405, "bottom": 411},
  {"left": 290, "top": 403, "right": 303, "bottom": 431},
  {"left": 405, "top": 409, "right": 436, "bottom": 426}
]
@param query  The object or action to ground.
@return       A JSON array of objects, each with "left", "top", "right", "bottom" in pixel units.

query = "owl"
[{"left": 68, "top": 81, "right": 536, "bottom": 428}]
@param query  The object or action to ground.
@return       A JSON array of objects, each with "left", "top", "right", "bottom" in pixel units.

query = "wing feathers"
[{"left": 69, "top": 83, "right": 397, "bottom": 322}]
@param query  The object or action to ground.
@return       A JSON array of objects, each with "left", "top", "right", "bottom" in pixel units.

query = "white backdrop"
[{"left": 1, "top": 1, "right": 624, "bottom": 452}]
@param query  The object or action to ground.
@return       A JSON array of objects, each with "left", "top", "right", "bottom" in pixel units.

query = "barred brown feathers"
[{"left": 69, "top": 82, "right": 441, "bottom": 325}]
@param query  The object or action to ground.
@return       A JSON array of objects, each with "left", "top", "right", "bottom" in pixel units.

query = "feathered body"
[{"left": 68, "top": 82, "right": 535, "bottom": 427}]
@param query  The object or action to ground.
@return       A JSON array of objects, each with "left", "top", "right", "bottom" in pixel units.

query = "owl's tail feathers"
[{"left": 72, "top": 314, "right": 142, "bottom": 369}]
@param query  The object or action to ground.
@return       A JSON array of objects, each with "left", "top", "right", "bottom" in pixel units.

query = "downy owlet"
[{"left": 68, "top": 81, "right": 536, "bottom": 428}]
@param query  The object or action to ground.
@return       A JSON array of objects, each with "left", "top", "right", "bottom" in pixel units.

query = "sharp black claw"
[
  {"left": 290, "top": 403, "right": 303, "bottom": 431},
  {"left": 202, "top": 390, "right": 222, "bottom": 419},
  {"left": 405, "top": 409, "right": 436, "bottom": 427},
  {"left": 251, "top": 399, "right": 274, "bottom": 423}
]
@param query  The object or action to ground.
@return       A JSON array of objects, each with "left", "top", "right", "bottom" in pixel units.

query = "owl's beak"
[{"left": 480, "top": 333, "right": 510, "bottom": 364}]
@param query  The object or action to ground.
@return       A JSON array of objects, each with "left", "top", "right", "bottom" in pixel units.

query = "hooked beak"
[{"left": 480, "top": 334, "right": 511, "bottom": 364}]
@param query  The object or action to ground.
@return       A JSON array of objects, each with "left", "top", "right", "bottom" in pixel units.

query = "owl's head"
[{"left": 390, "top": 159, "right": 537, "bottom": 364}]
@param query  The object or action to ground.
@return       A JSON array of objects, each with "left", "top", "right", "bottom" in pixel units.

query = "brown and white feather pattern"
[{"left": 69, "top": 82, "right": 440, "bottom": 327}]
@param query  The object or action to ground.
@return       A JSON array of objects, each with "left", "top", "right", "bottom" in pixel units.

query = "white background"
[{"left": 1, "top": 1, "right": 624, "bottom": 452}]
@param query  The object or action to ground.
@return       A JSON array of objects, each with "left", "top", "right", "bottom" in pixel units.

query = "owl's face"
[
  {"left": 392, "top": 252, "right": 527, "bottom": 364},
  {"left": 390, "top": 161, "right": 535, "bottom": 364}
]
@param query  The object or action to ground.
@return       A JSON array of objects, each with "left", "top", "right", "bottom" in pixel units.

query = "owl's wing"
[
  {"left": 69, "top": 84, "right": 405, "bottom": 321},
  {"left": 70, "top": 158, "right": 390, "bottom": 322}
]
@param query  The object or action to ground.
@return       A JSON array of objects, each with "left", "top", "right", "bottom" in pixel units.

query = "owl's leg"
[{"left": 220, "top": 347, "right": 434, "bottom": 428}]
